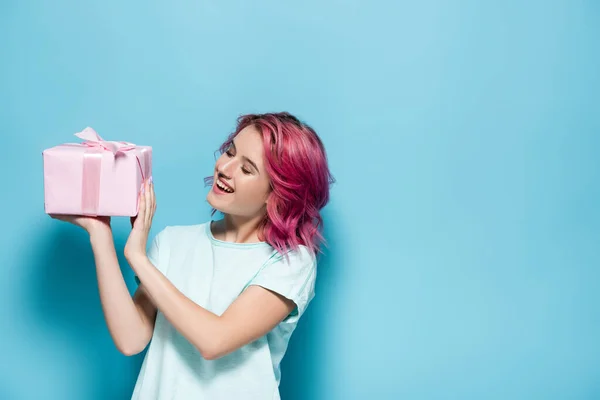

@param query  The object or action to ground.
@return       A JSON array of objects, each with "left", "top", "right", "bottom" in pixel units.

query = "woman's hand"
[
  {"left": 49, "top": 214, "right": 111, "bottom": 235},
  {"left": 124, "top": 177, "right": 155, "bottom": 264}
]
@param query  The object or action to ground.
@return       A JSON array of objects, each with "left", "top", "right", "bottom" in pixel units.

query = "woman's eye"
[
  {"left": 225, "top": 150, "right": 233, "bottom": 157},
  {"left": 242, "top": 167, "right": 252, "bottom": 175}
]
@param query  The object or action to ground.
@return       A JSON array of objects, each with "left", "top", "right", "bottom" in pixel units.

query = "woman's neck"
[{"left": 214, "top": 214, "right": 265, "bottom": 244}]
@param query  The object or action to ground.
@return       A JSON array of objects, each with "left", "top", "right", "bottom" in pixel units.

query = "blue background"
[{"left": 1, "top": 1, "right": 599, "bottom": 399}]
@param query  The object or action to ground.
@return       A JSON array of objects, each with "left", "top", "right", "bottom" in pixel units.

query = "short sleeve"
[
  {"left": 134, "top": 228, "right": 168, "bottom": 285},
  {"left": 247, "top": 246, "right": 317, "bottom": 323}
]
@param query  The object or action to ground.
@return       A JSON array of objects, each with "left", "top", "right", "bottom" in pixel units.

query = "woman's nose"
[{"left": 217, "top": 158, "right": 234, "bottom": 178}]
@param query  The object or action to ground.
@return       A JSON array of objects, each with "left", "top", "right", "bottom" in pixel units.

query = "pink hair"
[{"left": 204, "top": 112, "right": 335, "bottom": 258}]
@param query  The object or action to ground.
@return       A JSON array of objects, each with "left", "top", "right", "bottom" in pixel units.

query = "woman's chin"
[{"left": 207, "top": 193, "right": 227, "bottom": 212}]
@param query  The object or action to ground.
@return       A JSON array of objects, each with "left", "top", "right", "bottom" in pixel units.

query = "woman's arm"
[
  {"left": 50, "top": 213, "right": 159, "bottom": 356},
  {"left": 126, "top": 178, "right": 296, "bottom": 360},
  {"left": 130, "top": 254, "right": 295, "bottom": 360},
  {"left": 89, "top": 226, "right": 157, "bottom": 356}
]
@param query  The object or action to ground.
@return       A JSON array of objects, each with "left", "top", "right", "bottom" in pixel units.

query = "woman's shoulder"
[{"left": 273, "top": 243, "right": 317, "bottom": 269}]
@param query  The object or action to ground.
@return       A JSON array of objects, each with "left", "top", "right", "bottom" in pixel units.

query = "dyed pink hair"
[{"left": 204, "top": 112, "right": 335, "bottom": 258}]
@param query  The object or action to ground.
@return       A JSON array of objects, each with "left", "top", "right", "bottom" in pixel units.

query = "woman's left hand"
[{"left": 125, "top": 177, "right": 155, "bottom": 264}]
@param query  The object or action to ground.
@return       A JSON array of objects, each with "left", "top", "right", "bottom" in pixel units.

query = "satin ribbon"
[
  {"left": 75, "top": 127, "right": 138, "bottom": 154},
  {"left": 72, "top": 127, "right": 150, "bottom": 216}
]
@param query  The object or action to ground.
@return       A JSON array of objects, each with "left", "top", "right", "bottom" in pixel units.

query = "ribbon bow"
[{"left": 75, "top": 127, "right": 137, "bottom": 155}]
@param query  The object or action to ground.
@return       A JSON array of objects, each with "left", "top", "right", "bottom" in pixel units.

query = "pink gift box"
[{"left": 43, "top": 127, "right": 152, "bottom": 217}]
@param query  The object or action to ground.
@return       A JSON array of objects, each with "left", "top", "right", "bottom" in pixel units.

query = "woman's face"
[{"left": 206, "top": 125, "right": 272, "bottom": 218}]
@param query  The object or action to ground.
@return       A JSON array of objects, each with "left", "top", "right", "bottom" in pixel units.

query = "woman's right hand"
[{"left": 49, "top": 214, "right": 111, "bottom": 235}]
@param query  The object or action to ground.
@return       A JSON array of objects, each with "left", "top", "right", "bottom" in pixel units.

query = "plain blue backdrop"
[{"left": 1, "top": 1, "right": 599, "bottom": 399}]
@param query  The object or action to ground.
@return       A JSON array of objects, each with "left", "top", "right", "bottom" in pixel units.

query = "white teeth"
[{"left": 216, "top": 180, "right": 233, "bottom": 193}]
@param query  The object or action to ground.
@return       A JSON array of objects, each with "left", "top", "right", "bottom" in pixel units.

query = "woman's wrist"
[
  {"left": 88, "top": 223, "right": 113, "bottom": 244},
  {"left": 124, "top": 250, "right": 148, "bottom": 268}
]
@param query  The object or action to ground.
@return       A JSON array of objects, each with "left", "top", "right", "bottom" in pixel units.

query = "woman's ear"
[{"left": 265, "top": 188, "right": 273, "bottom": 205}]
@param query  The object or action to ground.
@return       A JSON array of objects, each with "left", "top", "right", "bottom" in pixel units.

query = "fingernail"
[{"left": 149, "top": 176, "right": 153, "bottom": 184}]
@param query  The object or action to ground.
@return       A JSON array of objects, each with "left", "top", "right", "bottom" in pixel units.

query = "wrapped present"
[{"left": 42, "top": 127, "right": 152, "bottom": 217}]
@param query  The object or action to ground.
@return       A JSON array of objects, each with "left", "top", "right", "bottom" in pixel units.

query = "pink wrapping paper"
[{"left": 42, "top": 127, "right": 152, "bottom": 217}]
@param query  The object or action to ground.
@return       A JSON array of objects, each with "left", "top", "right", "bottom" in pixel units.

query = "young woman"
[{"left": 51, "top": 112, "right": 335, "bottom": 399}]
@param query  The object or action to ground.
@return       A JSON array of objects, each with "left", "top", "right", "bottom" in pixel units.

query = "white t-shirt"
[{"left": 131, "top": 220, "right": 317, "bottom": 399}]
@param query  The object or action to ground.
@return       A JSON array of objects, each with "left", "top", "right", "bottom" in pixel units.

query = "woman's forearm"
[
  {"left": 90, "top": 228, "right": 154, "bottom": 355},
  {"left": 129, "top": 255, "right": 223, "bottom": 359}
]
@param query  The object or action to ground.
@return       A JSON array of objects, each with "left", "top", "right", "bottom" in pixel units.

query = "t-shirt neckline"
[{"left": 206, "top": 220, "right": 271, "bottom": 249}]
